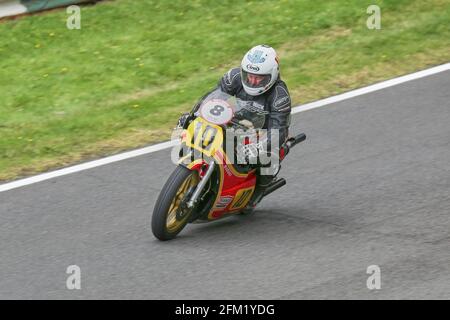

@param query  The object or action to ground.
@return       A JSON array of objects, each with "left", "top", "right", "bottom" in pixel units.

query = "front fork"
[{"left": 186, "top": 160, "right": 215, "bottom": 208}]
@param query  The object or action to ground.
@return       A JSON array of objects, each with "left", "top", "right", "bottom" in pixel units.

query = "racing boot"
[{"left": 240, "top": 175, "right": 275, "bottom": 215}]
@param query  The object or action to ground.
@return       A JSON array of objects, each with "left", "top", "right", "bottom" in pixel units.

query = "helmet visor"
[{"left": 241, "top": 70, "right": 271, "bottom": 89}]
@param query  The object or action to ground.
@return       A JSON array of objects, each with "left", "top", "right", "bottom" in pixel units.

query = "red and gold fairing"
[{"left": 179, "top": 117, "right": 256, "bottom": 220}]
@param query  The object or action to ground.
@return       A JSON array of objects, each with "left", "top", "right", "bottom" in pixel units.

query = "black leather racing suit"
[{"left": 219, "top": 67, "right": 292, "bottom": 146}]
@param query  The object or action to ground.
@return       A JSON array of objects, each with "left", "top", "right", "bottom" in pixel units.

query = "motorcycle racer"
[{"left": 177, "top": 45, "right": 292, "bottom": 211}]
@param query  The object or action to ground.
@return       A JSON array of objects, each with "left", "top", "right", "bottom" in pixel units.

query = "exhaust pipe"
[{"left": 263, "top": 178, "right": 286, "bottom": 197}]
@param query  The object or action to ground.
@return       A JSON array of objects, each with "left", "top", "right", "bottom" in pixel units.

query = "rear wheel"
[{"left": 151, "top": 166, "right": 199, "bottom": 240}]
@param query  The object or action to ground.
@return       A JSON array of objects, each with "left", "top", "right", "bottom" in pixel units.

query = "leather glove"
[{"left": 176, "top": 112, "right": 191, "bottom": 129}]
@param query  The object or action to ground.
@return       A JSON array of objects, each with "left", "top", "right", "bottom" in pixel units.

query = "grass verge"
[{"left": 1, "top": 0, "right": 449, "bottom": 181}]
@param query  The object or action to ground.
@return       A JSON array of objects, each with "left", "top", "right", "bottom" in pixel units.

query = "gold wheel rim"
[{"left": 166, "top": 172, "right": 199, "bottom": 233}]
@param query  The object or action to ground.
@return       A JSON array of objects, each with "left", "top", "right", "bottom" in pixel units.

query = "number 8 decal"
[
  {"left": 200, "top": 99, "right": 233, "bottom": 125},
  {"left": 210, "top": 105, "right": 225, "bottom": 116}
]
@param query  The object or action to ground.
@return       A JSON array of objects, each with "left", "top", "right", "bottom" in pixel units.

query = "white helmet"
[{"left": 241, "top": 45, "right": 279, "bottom": 96}]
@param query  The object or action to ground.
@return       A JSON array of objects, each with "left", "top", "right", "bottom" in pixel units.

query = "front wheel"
[{"left": 151, "top": 166, "right": 200, "bottom": 240}]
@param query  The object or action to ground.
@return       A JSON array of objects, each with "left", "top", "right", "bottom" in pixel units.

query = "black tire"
[{"left": 151, "top": 166, "right": 199, "bottom": 241}]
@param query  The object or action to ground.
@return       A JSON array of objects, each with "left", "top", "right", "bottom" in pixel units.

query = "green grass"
[{"left": 1, "top": 0, "right": 449, "bottom": 181}]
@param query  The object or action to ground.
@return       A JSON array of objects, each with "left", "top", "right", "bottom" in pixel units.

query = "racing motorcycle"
[{"left": 151, "top": 88, "right": 306, "bottom": 240}]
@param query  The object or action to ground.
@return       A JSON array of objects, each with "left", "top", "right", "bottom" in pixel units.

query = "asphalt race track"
[{"left": 1, "top": 71, "right": 449, "bottom": 299}]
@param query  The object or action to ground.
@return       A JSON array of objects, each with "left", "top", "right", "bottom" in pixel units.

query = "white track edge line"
[
  {"left": 291, "top": 62, "right": 450, "bottom": 114},
  {"left": 1, "top": 62, "right": 449, "bottom": 193}
]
